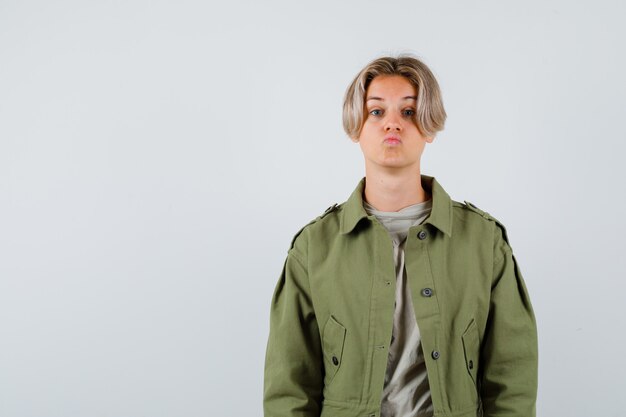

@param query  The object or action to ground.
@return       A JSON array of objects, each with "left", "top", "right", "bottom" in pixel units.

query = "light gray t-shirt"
[{"left": 363, "top": 196, "right": 434, "bottom": 417}]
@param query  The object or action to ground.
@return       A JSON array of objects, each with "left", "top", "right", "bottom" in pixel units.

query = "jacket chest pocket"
[
  {"left": 461, "top": 318, "right": 480, "bottom": 394},
  {"left": 322, "top": 315, "right": 347, "bottom": 386}
]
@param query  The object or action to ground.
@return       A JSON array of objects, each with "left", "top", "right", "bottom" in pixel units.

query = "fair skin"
[{"left": 351, "top": 74, "right": 435, "bottom": 212}]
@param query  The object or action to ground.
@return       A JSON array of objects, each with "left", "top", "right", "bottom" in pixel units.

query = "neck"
[{"left": 362, "top": 167, "right": 430, "bottom": 212}]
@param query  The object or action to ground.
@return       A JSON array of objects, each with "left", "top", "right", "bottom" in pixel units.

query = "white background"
[{"left": 1, "top": 0, "right": 625, "bottom": 416}]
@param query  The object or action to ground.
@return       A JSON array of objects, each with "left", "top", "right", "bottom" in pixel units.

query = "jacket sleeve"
[
  {"left": 263, "top": 238, "right": 324, "bottom": 417},
  {"left": 479, "top": 223, "right": 539, "bottom": 417}
]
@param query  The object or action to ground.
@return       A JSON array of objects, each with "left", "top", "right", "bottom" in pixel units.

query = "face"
[{"left": 353, "top": 75, "right": 434, "bottom": 172}]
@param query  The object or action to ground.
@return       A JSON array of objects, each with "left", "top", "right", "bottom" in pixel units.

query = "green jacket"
[{"left": 263, "top": 174, "right": 538, "bottom": 417}]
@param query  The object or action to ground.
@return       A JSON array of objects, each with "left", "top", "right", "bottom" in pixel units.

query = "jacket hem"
[{"left": 321, "top": 398, "right": 480, "bottom": 417}]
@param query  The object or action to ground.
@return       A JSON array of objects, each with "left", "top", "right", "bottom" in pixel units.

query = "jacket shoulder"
[
  {"left": 454, "top": 199, "right": 511, "bottom": 246},
  {"left": 288, "top": 202, "right": 339, "bottom": 251}
]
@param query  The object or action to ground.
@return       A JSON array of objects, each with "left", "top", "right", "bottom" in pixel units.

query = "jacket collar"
[{"left": 339, "top": 173, "right": 453, "bottom": 237}]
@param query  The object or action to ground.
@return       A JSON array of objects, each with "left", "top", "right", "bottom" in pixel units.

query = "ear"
[{"left": 424, "top": 135, "right": 435, "bottom": 143}]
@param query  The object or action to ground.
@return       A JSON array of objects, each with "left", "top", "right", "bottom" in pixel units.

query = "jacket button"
[
  {"left": 431, "top": 350, "right": 440, "bottom": 360},
  {"left": 332, "top": 355, "right": 339, "bottom": 366},
  {"left": 417, "top": 230, "right": 427, "bottom": 240},
  {"left": 421, "top": 288, "right": 433, "bottom": 297},
  {"left": 468, "top": 359, "right": 474, "bottom": 369}
]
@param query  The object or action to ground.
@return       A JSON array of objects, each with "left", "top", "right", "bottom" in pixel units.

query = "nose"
[{"left": 384, "top": 112, "right": 402, "bottom": 132}]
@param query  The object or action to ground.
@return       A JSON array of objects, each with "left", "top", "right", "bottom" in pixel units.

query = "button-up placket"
[
  {"left": 405, "top": 223, "right": 444, "bottom": 409},
  {"left": 364, "top": 218, "right": 398, "bottom": 411}
]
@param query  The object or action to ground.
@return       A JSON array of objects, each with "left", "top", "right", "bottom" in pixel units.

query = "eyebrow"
[{"left": 366, "top": 96, "right": 417, "bottom": 102}]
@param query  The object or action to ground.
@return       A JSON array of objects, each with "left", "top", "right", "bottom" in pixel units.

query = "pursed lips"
[{"left": 384, "top": 135, "right": 402, "bottom": 144}]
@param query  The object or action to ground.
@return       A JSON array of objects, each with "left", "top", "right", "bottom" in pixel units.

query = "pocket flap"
[
  {"left": 323, "top": 315, "right": 346, "bottom": 366},
  {"left": 461, "top": 318, "right": 480, "bottom": 384}
]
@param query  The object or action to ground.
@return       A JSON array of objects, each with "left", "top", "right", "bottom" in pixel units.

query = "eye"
[
  {"left": 369, "top": 109, "right": 382, "bottom": 116},
  {"left": 403, "top": 109, "right": 416, "bottom": 117}
]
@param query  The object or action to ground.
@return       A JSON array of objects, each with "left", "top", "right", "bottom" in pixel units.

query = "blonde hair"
[{"left": 342, "top": 54, "right": 447, "bottom": 140}]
